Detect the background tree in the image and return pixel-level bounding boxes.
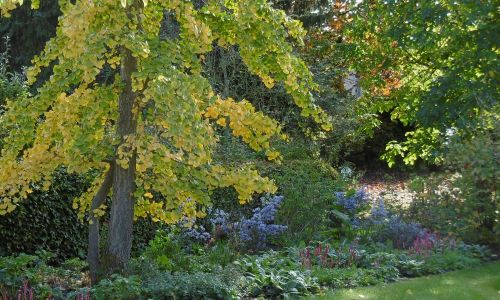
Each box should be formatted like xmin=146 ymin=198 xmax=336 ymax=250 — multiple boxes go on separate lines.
xmin=0 ymin=0 xmax=59 ymax=72
xmin=345 ymin=0 xmax=499 ymax=166
xmin=0 ymin=0 xmax=331 ymax=281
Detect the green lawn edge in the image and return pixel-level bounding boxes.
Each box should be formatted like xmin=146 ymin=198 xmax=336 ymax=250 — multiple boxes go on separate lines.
xmin=308 ymin=261 xmax=500 ymax=300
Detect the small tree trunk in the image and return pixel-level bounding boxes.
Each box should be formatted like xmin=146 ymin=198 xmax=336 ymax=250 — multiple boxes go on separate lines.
xmin=88 ymin=162 xmax=114 ymax=284
xmin=102 ymin=48 xmax=138 ymax=274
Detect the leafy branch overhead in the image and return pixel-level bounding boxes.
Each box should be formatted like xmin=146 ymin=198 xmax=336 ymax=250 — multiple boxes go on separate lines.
xmin=0 ymin=0 xmax=331 ymax=224
xmin=347 ymin=0 xmax=498 ymax=165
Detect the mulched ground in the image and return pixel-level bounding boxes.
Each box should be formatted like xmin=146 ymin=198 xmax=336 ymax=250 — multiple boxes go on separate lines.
xmin=359 ymin=170 xmax=410 ymax=198
xmin=358 ymin=170 xmax=419 ymax=208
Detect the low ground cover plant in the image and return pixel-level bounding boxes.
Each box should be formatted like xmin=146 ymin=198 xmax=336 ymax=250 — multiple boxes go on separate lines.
xmin=1 ymin=186 xmax=494 ymax=299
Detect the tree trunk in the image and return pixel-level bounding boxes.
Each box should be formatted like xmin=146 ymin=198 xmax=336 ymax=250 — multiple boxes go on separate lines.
xmin=102 ymin=48 xmax=138 ymax=274
xmin=88 ymin=162 xmax=114 ymax=284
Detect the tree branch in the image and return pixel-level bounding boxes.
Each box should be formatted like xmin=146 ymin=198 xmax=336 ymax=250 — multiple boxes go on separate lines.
xmin=88 ymin=162 xmax=115 ymax=284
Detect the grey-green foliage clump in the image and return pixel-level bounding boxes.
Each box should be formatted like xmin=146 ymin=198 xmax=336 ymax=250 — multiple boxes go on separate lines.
xmin=0 ymin=40 xmax=28 ymax=111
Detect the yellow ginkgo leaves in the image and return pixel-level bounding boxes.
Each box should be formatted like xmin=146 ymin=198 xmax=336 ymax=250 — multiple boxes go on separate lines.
xmin=0 ymin=0 xmax=330 ymax=224
xmin=204 ymin=97 xmax=286 ymax=161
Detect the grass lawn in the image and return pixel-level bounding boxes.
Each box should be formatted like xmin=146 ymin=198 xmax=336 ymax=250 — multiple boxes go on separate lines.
xmin=309 ymin=261 xmax=500 ymax=300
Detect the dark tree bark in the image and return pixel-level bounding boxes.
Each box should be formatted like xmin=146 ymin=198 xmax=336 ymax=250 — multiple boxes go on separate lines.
xmin=88 ymin=162 xmax=114 ymax=284
xmin=102 ymin=47 xmax=138 ymax=274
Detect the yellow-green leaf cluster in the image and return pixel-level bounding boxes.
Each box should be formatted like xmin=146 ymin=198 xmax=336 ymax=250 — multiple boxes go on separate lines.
xmin=0 ymin=0 xmax=330 ymax=223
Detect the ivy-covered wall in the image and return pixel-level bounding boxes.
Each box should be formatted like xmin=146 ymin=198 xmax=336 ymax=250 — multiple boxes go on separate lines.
xmin=0 ymin=169 xmax=88 ymax=261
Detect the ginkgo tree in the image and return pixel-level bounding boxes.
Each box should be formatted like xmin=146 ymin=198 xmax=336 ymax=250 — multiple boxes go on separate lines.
xmin=0 ymin=0 xmax=331 ymax=281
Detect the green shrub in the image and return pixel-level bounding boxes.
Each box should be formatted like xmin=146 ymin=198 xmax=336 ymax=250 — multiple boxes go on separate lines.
xmin=0 ymin=252 xmax=87 ymax=299
xmin=138 ymin=270 xmax=240 ymax=300
xmin=92 ymin=274 xmax=142 ymax=300
xmin=312 ymin=266 xmax=397 ymax=289
xmin=455 ymin=243 xmax=492 ymax=261
xmin=360 ymin=252 xmax=413 ymax=277
xmin=142 ymin=231 xmax=190 ymax=272
xmin=272 ymin=151 xmax=344 ymax=244
xmin=407 ymin=172 xmax=498 ymax=246
xmin=446 ymin=130 xmax=499 ymax=245
xmin=359 ymin=247 xmax=485 ymax=279
xmin=0 ymin=254 xmax=241 ymax=299
xmin=404 ymin=129 xmax=498 ymax=247
xmin=122 ymin=257 xmax=243 ymax=299
xmin=168 ymin=271 xmax=239 ymax=300
xmin=406 ymin=174 xmax=463 ymax=232
xmin=131 ymin=219 xmax=165 ymax=256
xmin=0 ymin=169 xmax=89 ymax=262
xmin=211 ymin=134 xmax=348 ymax=246
xmin=206 ymin=241 xmax=238 ymax=267
xmin=0 ymin=253 xmax=38 ymax=292
xmin=0 ymin=66 xmax=27 ymax=111
xmin=235 ymin=250 xmax=319 ymax=298
xmin=417 ymin=250 xmax=482 ymax=275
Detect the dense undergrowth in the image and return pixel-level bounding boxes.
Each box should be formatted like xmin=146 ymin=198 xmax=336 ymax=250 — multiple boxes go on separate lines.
xmin=1 ymin=188 xmax=496 ymax=299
